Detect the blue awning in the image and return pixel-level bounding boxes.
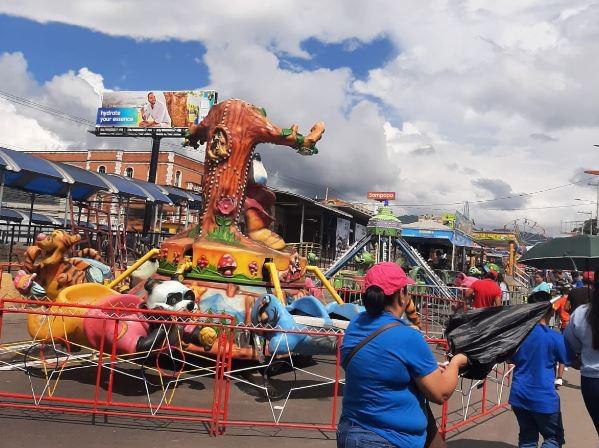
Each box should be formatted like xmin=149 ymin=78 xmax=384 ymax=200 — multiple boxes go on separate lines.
xmin=29 ymin=212 xmax=61 ymax=225
xmin=162 ymin=185 xmax=203 ymax=204
xmin=0 ymin=147 xmax=112 ymax=200
xmin=0 ymin=208 xmax=61 ymax=225
xmin=0 ymin=147 xmax=183 ymax=204
xmin=402 ymin=227 xmax=480 ymax=248
xmin=452 ymin=230 xmax=480 ymax=248
xmin=402 ymin=228 xmax=454 ymax=240
xmin=127 ymin=178 xmax=173 ymax=204
xmin=59 ymin=163 xmax=115 ymax=201
xmin=102 ymin=174 xmax=152 ymax=200
xmin=0 ymin=208 xmax=24 ymax=223
xmin=0 ymin=147 xmax=69 ymax=197
xmin=104 ymin=174 xmax=172 ymax=204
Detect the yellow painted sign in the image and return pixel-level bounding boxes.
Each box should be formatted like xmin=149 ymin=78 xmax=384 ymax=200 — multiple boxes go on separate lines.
xmin=474 ymin=231 xmax=516 ymax=241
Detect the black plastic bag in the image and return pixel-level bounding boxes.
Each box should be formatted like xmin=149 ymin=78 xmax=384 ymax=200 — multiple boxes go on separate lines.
xmin=445 ymin=302 xmax=551 ymax=379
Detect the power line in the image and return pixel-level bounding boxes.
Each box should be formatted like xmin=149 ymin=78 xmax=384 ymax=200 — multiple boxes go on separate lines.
xmin=348 ymin=178 xmax=592 ymax=208
xmin=484 ymin=203 xmax=595 ymax=211
xmin=0 ymin=89 xmax=592 ymax=212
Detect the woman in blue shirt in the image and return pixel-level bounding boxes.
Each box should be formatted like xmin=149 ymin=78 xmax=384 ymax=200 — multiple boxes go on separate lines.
xmin=509 ymin=291 xmax=569 ymax=447
xmin=338 ymin=262 xmax=468 ymax=448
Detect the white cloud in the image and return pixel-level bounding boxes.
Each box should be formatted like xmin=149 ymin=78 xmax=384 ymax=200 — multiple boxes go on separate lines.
xmin=0 ymin=100 xmax=66 ymax=150
xmin=1 ymin=1 xmax=599 ymax=233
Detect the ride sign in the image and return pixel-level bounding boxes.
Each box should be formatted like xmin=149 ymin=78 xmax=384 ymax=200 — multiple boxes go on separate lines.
xmin=367 ymin=192 xmax=396 ymax=201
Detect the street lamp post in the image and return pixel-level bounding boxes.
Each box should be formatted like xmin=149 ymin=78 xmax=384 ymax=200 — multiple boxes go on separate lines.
xmin=583 ymin=171 xmax=599 ymax=235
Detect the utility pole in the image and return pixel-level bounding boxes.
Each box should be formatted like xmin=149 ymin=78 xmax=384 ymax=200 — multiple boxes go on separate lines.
xmin=143 ymin=130 xmax=162 ymax=233
xmin=595 ymin=182 xmax=598 ymax=235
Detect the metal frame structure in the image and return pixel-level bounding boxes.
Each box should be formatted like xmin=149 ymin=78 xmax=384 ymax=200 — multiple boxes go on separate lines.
xmin=89 ymin=127 xmax=189 ymax=233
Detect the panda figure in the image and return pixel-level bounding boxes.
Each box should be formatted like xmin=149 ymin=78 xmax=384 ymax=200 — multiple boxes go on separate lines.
xmin=144 ymin=278 xmax=196 ymax=313
xmin=134 ymin=279 xmax=218 ymax=352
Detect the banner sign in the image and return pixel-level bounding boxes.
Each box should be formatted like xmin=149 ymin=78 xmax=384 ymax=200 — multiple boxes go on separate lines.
xmin=336 ymin=218 xmax=351 ymax=253
xmin=96 ymin=90 xmax=217 ymax=128
xmin=401 ymin=228 xmax=454 ymax=240
xmin=454 ymin=210 xmax=474 ymax=235
xmin=355 ymin=223 xmax=367 ymax=241
xmin=367 ymin=191 xmax=396 ymax=201
xmin=473 ymin=231 xmax=516 ymax=241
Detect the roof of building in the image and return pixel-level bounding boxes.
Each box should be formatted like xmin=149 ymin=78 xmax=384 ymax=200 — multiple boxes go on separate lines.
xmin=402 ymin=220 xmax=454 ymax=231
xmin=321 ymin=198 xmax=373 ymax=221
xmin=271 ymin=187 xmax=352 ymax=218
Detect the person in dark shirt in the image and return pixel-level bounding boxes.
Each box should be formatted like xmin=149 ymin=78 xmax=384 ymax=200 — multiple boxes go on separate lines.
xmin=568 ymin=272 xmax=595 ymax=313
xmin=432 ymin=249 xmax=448 ymax=270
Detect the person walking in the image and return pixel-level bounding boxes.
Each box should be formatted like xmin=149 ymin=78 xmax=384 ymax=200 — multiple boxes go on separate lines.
xmin=568 ymin=272 xmax=594 ymax=313
xmin=572 ymin=271 xmax=584 ymax=288
xmin=553 ymin=287 xmax=571 ymax=388
xmin=564 ymin=272 xmax=599 ymax=436
xmin=498 ymin=272 xmax=510 ymax=305
xmin=466 ymin=270 xmax=502 ymax=308
xmin=509 ymin=291 xmax=569 ymax=448
xmin=338 ymin=262 xmax=468 ymax=448
xmin=532 ymin=271 xmax=552 ymax=294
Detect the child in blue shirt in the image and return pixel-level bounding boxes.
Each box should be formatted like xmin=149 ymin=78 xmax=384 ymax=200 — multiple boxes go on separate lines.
xmin=509 ymin=291 xmax=570 ymax=448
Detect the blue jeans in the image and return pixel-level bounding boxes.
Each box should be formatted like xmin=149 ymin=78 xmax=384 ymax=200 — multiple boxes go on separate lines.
xmin=512 ymin=407 xmax=564 ymax=448
xmin=581 ymin=375 xmax=599 ymax=436
xmin=337 ymin=418 xmax=395 ymax=448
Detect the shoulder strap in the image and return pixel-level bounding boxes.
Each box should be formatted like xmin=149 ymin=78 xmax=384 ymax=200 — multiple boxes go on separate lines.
xmin=342 ymin=321 xmax=403 ymax=369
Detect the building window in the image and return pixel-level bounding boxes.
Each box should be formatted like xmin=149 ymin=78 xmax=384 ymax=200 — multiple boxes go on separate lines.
xmin=97 ymin=165 xmax=106 ymax=174
xmin=125 ymin=167 xmax=134 ymax=178
xmin=175 ymin=170 xmax=182 ymax=187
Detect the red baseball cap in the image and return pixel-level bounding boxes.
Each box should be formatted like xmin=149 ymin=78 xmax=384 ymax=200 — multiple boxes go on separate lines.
xmin=364 ymin=262 xmax=415 ymax=295
xmin=487 ymin=269 xmax=499 ymax=280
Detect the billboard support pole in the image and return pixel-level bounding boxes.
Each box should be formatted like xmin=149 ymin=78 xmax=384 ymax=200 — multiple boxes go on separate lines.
xmin=143 ymin=132 xmax=161 ymax=233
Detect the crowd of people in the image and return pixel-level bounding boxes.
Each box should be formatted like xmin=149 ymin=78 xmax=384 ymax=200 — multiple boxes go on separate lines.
xmin=337 ymin=262 xmax=599 ymax=448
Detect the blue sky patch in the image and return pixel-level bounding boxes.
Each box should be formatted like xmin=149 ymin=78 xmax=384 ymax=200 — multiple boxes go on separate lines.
xmin=0 ymin=14 xmax=210 ymax=90
xmin=278 ymin=36 xmax=397 ymax=79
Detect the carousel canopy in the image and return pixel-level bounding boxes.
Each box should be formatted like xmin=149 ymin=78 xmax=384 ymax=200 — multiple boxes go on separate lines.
xmin=367 ymin=205 xmax=402 ymax=237
xmin=0 ymin=147 xmax=193 ymax=204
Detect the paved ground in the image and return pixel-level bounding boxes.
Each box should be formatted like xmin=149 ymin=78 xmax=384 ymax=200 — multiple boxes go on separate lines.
xmin=0 ymin=274 xmax=595 ymax=447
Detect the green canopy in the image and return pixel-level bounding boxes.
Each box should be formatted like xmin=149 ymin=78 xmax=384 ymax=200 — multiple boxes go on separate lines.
xmin=518 ymin=235 xmax=599 ymax=270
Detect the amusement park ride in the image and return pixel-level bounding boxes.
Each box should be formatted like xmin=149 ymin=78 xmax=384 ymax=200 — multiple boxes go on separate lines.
xmin=11 ymin=99 xmax=367 ymax=361
xmin=9 ymin=96 xmax=449 ymax=370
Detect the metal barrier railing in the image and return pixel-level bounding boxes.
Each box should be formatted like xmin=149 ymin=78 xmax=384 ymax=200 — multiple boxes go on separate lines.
xmin=0 ymin=294 xmax=511 ymax=439
xmin=0 ymin=298 xmax=234 ymax=434
xmin=440 ymin=362 xmax=513 ymax=436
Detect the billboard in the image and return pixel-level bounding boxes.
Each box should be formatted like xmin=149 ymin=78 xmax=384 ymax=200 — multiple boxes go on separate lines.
xmin=355 ymin=223 xmax=367 ymax=241
xmin=367 ymin=191 xmax=395 ymax=201
xmin=454 ymin=210 xmax=474 ymax=235
xmin=96 ymin=90 xmax=217 ymax=128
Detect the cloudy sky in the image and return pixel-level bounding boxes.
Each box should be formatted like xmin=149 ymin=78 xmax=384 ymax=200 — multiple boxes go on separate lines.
xmin=0 ymin=0 xmax=598 ymax=235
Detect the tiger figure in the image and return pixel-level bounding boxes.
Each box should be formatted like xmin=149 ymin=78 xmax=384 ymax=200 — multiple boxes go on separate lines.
xmin=14 ymin=230 xmax=110 ymax=299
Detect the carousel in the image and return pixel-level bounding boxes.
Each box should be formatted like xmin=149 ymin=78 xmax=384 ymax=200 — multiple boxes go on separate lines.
xmin=13 ymin=98 xmax=363 ymax=360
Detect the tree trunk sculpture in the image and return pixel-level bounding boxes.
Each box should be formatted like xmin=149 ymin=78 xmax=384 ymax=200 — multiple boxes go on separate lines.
xmin=161 ymin=99 xmax=324 ymax=283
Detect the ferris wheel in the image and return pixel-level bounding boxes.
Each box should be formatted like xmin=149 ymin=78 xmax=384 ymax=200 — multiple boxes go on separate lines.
xmin=508 ymin=218 xmax=547 ymax=247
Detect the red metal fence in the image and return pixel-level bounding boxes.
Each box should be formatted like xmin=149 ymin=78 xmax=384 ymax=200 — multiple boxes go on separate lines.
xmin=0 ymin=298 xmax=234 ymax=435
xmin=0 ymin=294 xmax=510 ymax=439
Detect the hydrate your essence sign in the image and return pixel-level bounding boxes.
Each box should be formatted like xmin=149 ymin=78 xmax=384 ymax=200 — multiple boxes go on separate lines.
xmin=96 ymin=90 xmax=217 ymax=128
